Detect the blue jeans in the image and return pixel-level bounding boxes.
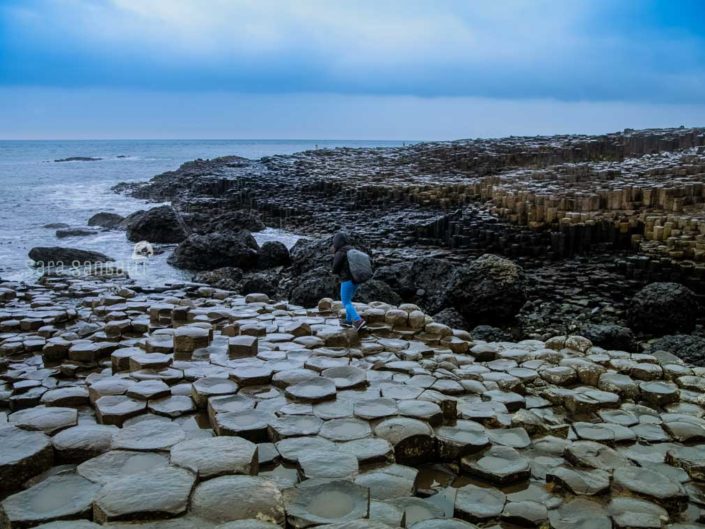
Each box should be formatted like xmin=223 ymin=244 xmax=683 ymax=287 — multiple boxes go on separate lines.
xmin=340 ymin=280 xmax=361 ymax=322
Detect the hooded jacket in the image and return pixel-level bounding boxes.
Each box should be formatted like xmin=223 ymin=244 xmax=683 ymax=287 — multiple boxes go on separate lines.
xmin=331 ymin=232 xmax=353 ymax=281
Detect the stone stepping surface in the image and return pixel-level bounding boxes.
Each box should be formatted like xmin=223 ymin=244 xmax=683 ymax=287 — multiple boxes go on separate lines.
xmin=2 ymin=280 xmax=705 ymax=527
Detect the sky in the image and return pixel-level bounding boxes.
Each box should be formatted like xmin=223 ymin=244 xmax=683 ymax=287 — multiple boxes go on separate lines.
xmin=1 ymin=0 xmax=705 ymax=140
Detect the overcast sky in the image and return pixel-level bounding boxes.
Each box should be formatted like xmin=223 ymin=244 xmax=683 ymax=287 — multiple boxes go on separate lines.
xmin=2 ymin=0 xmax=705 ymax=139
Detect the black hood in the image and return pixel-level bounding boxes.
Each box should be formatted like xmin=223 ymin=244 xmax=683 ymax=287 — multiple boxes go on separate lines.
xmin=332 ymin=232 xmax=349 ymax=250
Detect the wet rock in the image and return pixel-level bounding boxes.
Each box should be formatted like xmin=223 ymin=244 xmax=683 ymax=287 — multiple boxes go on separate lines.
xmin=0 ymin=473 xmax=100 ymax=528
xmin=435 ymin=421 xmax=490 ymax=460
xmin=284 ymin=480 xmax=369 ymax=528
xmin=374 ymin=417 xmax=435 ymax=465
xmin=93 ymin=465 xmax=196 ymax=522
xmin=88 ymin=212 xmax=125 ymax=229
xmin=298 ymin=450 xmax=359 ymax=480
xmin=356 ymin=280 xmax=403 ymax=306
xmin=257 ymin=241 xmax=290 ymax=269
xmin=607 ymin=497 xmax=669 ymax=529
xmin=112 ymin=419 xmax=186 ymax=451
xmin=28 ymin=247 xmax=113 ymax=265
xmin=454 ymin=483 xmax=506 ymax=522
xmin=501 ymin=500 xmax=549 ymax=527
xmin=639 ymin=381 xmax=679 ymax=407
xmin=648 ymin=335 xmax=705 ymax=367
xmin=548 ymin=497 xmax=611 ymax=529
xmin=431 ymin=308 xmax=467 ymax=330
xmin=191 ymin=378 xmax=238 ymax=408
xmin=168 ymin=230 xmax=259 ymax=271
xmin=9 ymin=406 xmax=77 ymax=434
xmin=410 ymin=520 xmax=478 ymax=529
xmin=289 ymin=269 xmax=337 ymax=308
xmin=193 ymin=267 xmax=244 ymax=290
xmin=470 ymin=325 xmax=512 ymax=342
xmin=546 ymin=465 xmax=611 ymax=495
xmin=339 ymin=437 xmax=394 ymax=465
xmin=125 ymin=206 xmax=186 ymax=243
xmin=214 ymin=409 xmax=274 ymax=442
xmin=51 ymin=424 xmax=117 ymax=463
xmin=190 ymin=476 xmax=284 ymax=525
xmin=448 ymin=254 xmax=527 ymax=326
xmin=461 ymin=445 xmax=530 ymax=485
xmin=0 ymin=426 xmax=53 ymax=494
xmin=374 ymin=257 xmax=453 ymax=314
xmin=627 ymin=282 xmax=698 ymax=335
xmin=613 ymin=466 xmax=688 ymax=512
xmin=170 ymin=436 xmax=257 ymax=478
xmin=579 ymin=323 xmax=637 ymax=352
xmin=286 ymin=377 xmax=337 ymax=403
xmin=354 ymin=465 xmax=417 ymax=500
xmin=95 ymin=396 xmax=146 ymax=426
xmin=40 ymin=387 xmax=89 ymax=407
xmin=77 ymin=450 xmax=169 ymax=485
xmin=56 ymin=227 xmax=99 ymax=238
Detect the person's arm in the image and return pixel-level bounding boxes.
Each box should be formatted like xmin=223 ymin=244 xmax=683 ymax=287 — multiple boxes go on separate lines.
xmin=332 ymin=249 xmax=344 ymax=274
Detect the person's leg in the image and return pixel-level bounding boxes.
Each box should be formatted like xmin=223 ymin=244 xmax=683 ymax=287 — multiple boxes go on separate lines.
xmin=341 ymin=280 xmax=361 ymax=322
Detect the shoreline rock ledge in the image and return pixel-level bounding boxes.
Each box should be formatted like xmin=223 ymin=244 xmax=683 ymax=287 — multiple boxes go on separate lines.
xmin=1 ymin=276 xmax=705 ymax=528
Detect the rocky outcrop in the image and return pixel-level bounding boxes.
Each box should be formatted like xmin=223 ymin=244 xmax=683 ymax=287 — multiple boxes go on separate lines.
xmin=374 ymin=257 xmax=453 ymax=314
xmin=126 ymin=205 xmax=187 ymax=243
xmin=354 ymin=279 xmax=402 ymax=306
xmin=28 ymin=247 xmax=113 ymax=265
xmin=289 ymin=268 xmax=337 ymax=307
xmin=168 ymin=230 xmax=259 ymax=271
xmin=257 ymin=241 xmax=290 ymax=269
xmin=579 ymin=323 xmax=637 ymax=352
xmin=448 ymin=254 xmax=527 ymax=326
xmin=87 ymin=212 xmax=125 ymax=229
xmin=627 ymin=282 xmax=699 ymax=335
xmin=646 ymin=334 xmax=705 ymax=366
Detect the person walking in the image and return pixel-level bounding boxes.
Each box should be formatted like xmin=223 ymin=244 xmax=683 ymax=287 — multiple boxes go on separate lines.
xmin=331 ymin=232 xmax=367 ymax=331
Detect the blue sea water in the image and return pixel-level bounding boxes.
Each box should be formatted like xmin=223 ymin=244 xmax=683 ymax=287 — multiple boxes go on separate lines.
xmin=0 ymin=140 xmax=406 ymax=283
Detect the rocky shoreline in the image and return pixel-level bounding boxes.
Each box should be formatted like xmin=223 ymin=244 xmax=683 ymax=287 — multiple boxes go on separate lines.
xmin=97 ymin=128 xmax=699 ymax=354
xmin=1 ymin=275 xmax=705 ymax=528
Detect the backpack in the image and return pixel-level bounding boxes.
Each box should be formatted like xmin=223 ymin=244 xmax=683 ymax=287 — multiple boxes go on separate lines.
xmin=347 ymin=249 xmax=373 ymax=284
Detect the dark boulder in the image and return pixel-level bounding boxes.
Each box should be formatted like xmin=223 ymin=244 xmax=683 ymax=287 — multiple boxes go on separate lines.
xmin=289 ymin=268 xmax=337 ymax=307
xmin=448 ymin=254 xmax=527 ymax=326
xmin=471 ymin=325 xmax=512 ymax=342
xmin=579 ymin=323 xmax=636 ymax=352
xmin=168 ymin=230 xmax=259 ymax=271
xmin=126 ymin=206 xmax=187 ymax=244
xmin=356 ymin=279 xmax=403 ymax=306
xmin=257 ymin=241 xmax=290 ymax=269
xmin=374 ymin=257 xmax=453 ymax=314
xmin=646 ymin=335 xmax=705 ymax=366
xmin=627 ymin=282 xmax=698 ymax=335
xmin=43 ymin=223 xmax=70 ymax=229
xmin=239 ymin=271 xmax=280 ymax=298
xmin=432 ymin=308 xmax=468 ymax=330
xmin=88 ymin=212 xmax=125 ymax=229
xmin=193 ymin=267 xmax=243 ymax=290
xmin=29 ymin=247 xmax=113 ymax=265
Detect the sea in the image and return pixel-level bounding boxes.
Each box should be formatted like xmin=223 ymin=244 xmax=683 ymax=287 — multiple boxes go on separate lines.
xmin=0 ymin=140 xmax=407 ymax=284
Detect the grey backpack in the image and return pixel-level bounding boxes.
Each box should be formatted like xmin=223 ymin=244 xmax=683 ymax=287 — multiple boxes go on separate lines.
xmin=347 ymin=249 xmax=373 ymax=284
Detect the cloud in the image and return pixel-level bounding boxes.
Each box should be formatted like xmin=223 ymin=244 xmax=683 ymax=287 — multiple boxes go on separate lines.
xmin=1 ymin=0 xmax=705 ymax=103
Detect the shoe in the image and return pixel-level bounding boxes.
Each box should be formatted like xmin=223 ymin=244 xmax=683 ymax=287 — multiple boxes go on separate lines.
xmin=339 ymin=318 xmax=352 ymax=328
xmin=353 ymin=319 xmax=367 ymax=332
